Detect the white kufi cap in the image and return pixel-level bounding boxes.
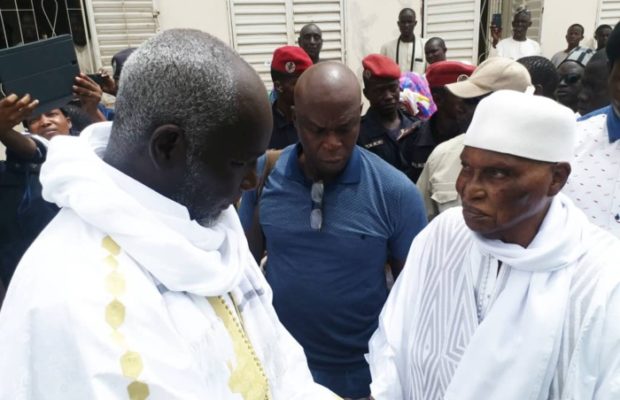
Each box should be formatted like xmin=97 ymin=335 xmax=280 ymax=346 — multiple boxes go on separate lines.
xmin=464 ymin=90 xmax=576 ymax=162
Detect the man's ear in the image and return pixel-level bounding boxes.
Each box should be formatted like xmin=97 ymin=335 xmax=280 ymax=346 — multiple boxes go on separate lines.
xmin=548 ymin=162 xmax=571 ymax=195
xmin=149 ymin=124 xmax=186 ymax=170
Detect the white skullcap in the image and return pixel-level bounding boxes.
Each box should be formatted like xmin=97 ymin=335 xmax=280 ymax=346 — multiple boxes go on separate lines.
xmin=464 ymin=90 xmax=576 ymax=162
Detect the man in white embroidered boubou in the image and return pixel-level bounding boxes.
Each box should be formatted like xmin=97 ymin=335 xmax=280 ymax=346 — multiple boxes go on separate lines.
xmin=0 ymin=29 xmax=339 ymax=399
xmin=367 ymin=90 xmax=620 ymax=400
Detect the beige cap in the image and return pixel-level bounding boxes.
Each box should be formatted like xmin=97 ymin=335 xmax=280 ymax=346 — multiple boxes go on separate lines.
xmin=445 ymin=56 xmax=533 ymax=98
xmin=464 ymin=90 xmax=576 ymax=162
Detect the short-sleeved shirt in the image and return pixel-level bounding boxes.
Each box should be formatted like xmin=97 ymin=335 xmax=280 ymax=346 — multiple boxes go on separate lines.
xmin=268 ymin=103 xmax=298 ymax=150
xmin=564 ymin=105 xmax=620 ymax=238
xmin=239 ymin=144 xmax=426 ymax=373
xmin=358 ymin=107 xmax=436 ymax=182
xmin=495 ymin=37 xmax=541 ymax=60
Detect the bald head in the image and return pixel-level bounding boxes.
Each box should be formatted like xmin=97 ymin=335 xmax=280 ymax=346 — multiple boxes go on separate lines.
xmin=294 ymin=62 xmax=362 ymax=181
xmin=295 ymin=62 xmax=361 ymax=109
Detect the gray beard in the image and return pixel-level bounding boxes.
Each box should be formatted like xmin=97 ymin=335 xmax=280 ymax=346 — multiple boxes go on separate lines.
xmin=172 ymin=155 xmax=222 ymax=227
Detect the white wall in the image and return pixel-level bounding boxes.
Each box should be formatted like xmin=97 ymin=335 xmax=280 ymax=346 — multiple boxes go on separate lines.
xmin=539 ymin=0 xmax=599 ymax=57
xmin=157 ymin=0 xmax=422 ymax=78
xmin=157 ymin=0 xmax=232 ymax=45
xmin=345 ymin=0 xmax=423 ymax=78
xmin=155 ymin=0 xmax=602 ymax=74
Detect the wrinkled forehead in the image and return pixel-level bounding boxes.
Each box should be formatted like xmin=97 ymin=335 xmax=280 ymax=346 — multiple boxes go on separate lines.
xmin=461 ymin=145 xmax=547 ymax=168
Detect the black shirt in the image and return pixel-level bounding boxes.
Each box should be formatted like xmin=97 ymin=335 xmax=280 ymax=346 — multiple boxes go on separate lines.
xmin=0 ymin=137 xmax=58 ymax=286
xmin=269 ymin=102 xmax=298 ymax=150
xmin=358 ymin=107 xmax=436 ymax=182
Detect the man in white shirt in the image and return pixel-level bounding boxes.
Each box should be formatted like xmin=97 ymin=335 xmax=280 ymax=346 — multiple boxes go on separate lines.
xmin=368 ymin=90 xmax=620 ymax=400
xmin=380 ymin=8 xmax=425 ymax=74
xmin=0 ymin=29 xmax=338 ymax=399
xmin=564 ymin=23 xmax=620 ymax=238
xmin=491 ymin=7 xmax=541 ymax=60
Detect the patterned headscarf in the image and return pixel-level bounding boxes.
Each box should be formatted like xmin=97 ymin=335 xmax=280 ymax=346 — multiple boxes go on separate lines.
xmin=399 ymin=71 xmax=437 ymax=120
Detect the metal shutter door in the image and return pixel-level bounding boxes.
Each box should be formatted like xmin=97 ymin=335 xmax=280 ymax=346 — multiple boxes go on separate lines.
xmin=597 ymin=0 xmax=620 ymax=26
xmin=85 ymin=0 xmax=159 ymax=70
xmin=424 ymin=0 xmax=481 ymax=64
xmin=230 ymin=0 xmax=289 ymax=87
xmin=292 ymin=0 xmax=344 ymax=61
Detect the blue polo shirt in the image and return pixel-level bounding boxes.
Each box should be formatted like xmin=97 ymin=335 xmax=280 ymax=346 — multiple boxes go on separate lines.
xmin=239 ymin=144 xmax=426 ymax=392
xmin=578 ymin=104 xmax=620 ymax=142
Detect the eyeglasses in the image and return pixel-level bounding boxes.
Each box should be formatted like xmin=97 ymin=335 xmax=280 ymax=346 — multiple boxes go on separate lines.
xmin=310 ymin=181 xmax=324 ymax=230
xmin=559 ymin=73 xmax=581 ymax=85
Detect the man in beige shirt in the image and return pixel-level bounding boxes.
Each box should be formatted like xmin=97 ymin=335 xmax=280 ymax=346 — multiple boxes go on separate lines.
xmin=417 ymin=57 xmax=532 ymax=220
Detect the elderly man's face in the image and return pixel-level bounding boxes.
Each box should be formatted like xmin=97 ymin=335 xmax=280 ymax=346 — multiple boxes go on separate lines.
xmin=456 ymin=146 xmax=560 ymax=245
xmin=175 ymin=89 xmax=272 ymax=224
xmin=512 ymin=13 xmax=532 ymax=40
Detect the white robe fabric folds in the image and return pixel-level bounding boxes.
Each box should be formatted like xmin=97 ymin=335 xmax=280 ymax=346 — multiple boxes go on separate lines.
xmin=367 ymin=196 xmax=620 ymax=400
xmin=0 ymin=122 xmax=337 ymax=399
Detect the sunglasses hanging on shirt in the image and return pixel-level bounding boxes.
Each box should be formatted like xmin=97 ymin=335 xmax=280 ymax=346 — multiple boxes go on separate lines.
xmin=310 ymin=181 xmax=324 ymax=230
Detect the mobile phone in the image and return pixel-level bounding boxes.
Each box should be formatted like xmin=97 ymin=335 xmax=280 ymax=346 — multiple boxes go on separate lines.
xmin=87 ymin=73 xmax=106 ymax=86
xmin=492 ymin=13 xmax=502 ymax=29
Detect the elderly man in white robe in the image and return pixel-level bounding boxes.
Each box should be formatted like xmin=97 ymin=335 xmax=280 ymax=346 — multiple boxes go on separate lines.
xmin=0 ymin=29 xmax=338 ymax=399
xmin=367 ymin=90 xmax=620 ymax=400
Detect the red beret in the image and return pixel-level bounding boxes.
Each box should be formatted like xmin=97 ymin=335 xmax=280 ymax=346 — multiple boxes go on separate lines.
xmin=271 ymin=46 xmax=313 ymax=75
xmin=362 ymin=54 xmax=401 ymax=80
xmin=426 ymin=61 xmax=476 ymax=88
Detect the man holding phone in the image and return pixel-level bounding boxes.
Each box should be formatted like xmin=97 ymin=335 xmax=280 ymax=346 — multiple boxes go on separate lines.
xmin=490 ymin=7 xmax=541 ymax=60
xmin=0 ymin=73 xmax=106 ymax=293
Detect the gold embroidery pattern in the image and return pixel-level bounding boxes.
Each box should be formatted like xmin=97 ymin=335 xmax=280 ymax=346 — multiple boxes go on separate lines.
xmin=102 ymin=236 xmax=150 ymax=400
xmin=208 ymin=296 xmax=271 ymax=400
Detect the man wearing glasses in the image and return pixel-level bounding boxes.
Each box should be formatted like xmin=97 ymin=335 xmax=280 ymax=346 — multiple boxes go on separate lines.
xmin=239 ymin=62 xmax=427 ymax=399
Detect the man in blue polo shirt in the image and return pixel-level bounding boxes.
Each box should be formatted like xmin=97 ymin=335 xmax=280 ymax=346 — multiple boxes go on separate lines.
xmin=239 ymin=62 xmax=427 ymax=399
xmin=564 ymin=23 xmax=620 ymax=238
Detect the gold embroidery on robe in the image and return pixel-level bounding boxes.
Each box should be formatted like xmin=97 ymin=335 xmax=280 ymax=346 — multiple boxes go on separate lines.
xmin=208 ymin=296 xmax=271 ymax=400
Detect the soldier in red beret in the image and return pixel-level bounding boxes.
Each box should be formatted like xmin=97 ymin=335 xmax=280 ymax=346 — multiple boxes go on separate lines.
xmin=424 ymin=60 xmax=476 ymax=145
xmin=358 ymin=54 xmax=434 ymax=182
xmin=269 ymin=45 xmax=313 ymax=149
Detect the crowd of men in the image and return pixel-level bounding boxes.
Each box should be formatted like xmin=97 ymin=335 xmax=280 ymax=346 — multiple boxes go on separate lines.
xmin=0 ymin=5 xmax=619 ymax=400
